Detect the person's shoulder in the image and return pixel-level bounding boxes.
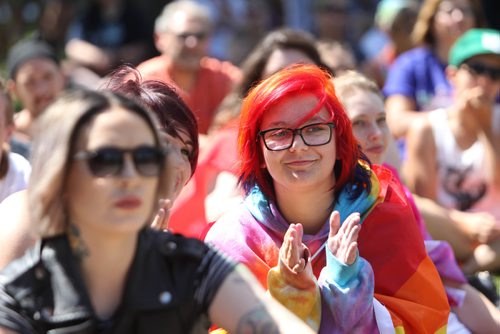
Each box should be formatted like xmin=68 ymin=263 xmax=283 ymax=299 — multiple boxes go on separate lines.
xmin=204 ymin=203 xmax=249 ymax=240
xmin=407 ymin=111 xmax=435 ymax=146
xmin=8 ymin=153 xmax=31 ymax=173
xmin=200 ymin=57 xmax=242 ymax=81
xmin=137 ymin=55 xmax=171 ymax=76
xmin=13 ymin=110 xmax=32 ymax=136
xmin=0 ymin=241 xmax=41 ymax=286
xmin=371 ymin=164 xmax=413 ymax=207
xmin=143 ymin=228 xmax=210 ymax=259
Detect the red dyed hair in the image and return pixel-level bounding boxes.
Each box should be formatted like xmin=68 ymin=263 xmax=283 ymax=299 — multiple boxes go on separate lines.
xmin=238 ymin=64 xmax=360 ymax=199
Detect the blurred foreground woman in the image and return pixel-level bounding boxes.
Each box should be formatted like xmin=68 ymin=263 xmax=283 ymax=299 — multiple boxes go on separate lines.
xmin=0 ymin=89 xmax=314 ymax=334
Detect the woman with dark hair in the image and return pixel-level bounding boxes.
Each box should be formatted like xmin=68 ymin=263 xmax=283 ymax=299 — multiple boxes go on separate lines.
xmin=103 ymin=66 xmax=199 ymax=228
xmin=211 ymin=27 xmax=331 ymax=132
xmin=0 ymin=88 xmax=315 ymax=334
xmin=205 ymin=64 xmax=450 ymax=333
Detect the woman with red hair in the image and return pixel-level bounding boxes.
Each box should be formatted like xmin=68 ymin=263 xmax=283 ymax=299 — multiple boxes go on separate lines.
xmin=205 ymin=64 xmax=450 ymax=333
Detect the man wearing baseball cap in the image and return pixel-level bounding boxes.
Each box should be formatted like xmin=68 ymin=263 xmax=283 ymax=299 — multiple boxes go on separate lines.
xmin=6 ymin=39 xmax=66 ymax=150
xmin=403 ymin=28 xmax=500 ymax=311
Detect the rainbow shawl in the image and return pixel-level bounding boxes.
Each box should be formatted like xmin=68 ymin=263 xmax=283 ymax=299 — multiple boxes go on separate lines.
xmin=206 ymin=163 xmax=450 ymax=333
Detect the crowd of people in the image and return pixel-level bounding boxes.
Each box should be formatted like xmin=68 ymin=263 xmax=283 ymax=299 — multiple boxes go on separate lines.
xmin=0 ymin=0 xmax=499 ymax=333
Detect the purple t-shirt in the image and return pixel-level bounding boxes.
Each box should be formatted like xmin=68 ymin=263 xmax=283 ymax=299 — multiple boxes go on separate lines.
xmin=383 ymin=46 xmax=452 ymax=111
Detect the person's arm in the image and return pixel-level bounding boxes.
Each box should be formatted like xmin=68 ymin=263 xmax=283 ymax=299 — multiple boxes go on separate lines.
xmin=65 ymin=39 xmax=117 ymax=75
xmin=413 ymin=194 xmax=474 ymax=260
xmin=402 ymin=116 xmax=437 ymax=200
xmin=474 ymin=101 xmax=500 ymax=188
xmin=385 ymin=94 xmax=429 ymax=139
xmin=0 ymin=190 xmax=36 ymax=270
xmin=453 ymin=283 xmax=500 ymax=332
xmin=317 ymin=212 xmax=379 ymax=333
xmin=0 ymin=328 xmax=17 ymax=333
xmin=209 ymin=265 xmax=315 ymax=334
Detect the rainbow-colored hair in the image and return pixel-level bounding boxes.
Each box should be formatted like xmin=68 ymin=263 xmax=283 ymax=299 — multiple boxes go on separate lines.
xmin=238 ymin=64 xmax=363 ymax=200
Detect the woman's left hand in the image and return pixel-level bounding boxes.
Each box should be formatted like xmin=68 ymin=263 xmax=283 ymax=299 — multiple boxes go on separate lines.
xmin=327 ymin=211 xmax=361 ymax=265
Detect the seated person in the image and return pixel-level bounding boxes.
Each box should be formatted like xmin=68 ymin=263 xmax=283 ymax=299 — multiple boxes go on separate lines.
xmin=403 ymin=28 xmax=500 ymax=275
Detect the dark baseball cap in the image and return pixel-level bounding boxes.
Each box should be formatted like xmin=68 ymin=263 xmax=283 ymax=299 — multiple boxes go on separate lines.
xmin=6 ymin=39 xmax=59 ymax=80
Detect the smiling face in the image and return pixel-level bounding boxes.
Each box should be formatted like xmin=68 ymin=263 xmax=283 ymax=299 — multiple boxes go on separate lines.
xmin=344 ymin=89 xmax=390 ymax=165
xmin=65 ymin=106 xmax=160 ymax=236
xmin=259 ymin=94 xmax=337 ymax=194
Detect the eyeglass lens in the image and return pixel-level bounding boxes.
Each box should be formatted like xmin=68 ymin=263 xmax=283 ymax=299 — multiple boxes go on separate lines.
xmin=261 ymin=123 xmax=333 ymax=151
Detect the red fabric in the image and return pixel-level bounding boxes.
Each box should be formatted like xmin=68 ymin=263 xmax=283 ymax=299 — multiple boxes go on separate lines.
xmin=168 ymin=124 xmax=240 ymax=238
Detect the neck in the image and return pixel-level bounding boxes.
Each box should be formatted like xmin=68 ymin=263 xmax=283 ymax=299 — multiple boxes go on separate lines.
xmin=170 ymin=66 xmax=197 ymax=92
xmin=275 ymin=185 xmax=335 ymax=235
xmin=70 ymin=225 xmax=138 ymax=319
xmin=434 ymin=41 xmax=451 ymax=64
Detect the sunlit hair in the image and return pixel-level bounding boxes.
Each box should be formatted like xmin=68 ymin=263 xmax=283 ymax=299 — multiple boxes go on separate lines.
xmin=154 ymin=0 xmax=213 ymax=34
xmin=29 ymin=89 xmax=168 ymax=236
xmin=238 ymin=64 xmax=364 ymax=200
xmin=333 ymin=70 xmax=383 ymax=104
xmin=412 ymin=0 xmax=485 ymax=46
xmin=104 ymin=66 xmax=199 ymax=175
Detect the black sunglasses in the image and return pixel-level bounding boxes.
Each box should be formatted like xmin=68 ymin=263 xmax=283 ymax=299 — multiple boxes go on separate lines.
xmin=462 ymin=61 xmax=500 ymax=81
xmin=73 ymin=145 xmax=165 ymax=177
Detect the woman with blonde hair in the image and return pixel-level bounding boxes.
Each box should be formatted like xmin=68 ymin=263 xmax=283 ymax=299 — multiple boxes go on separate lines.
xmin=335 ymin=70 xmax=500 ymax=333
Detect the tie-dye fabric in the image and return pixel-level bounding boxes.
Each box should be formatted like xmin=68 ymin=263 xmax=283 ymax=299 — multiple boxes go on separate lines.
xmin=205 ymin=163 xmax=450 ymax=333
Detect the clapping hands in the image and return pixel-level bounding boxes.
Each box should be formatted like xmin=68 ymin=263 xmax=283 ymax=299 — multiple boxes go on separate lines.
xmin=327 ymin=211 xmax=361 ymax=265
xmin=279 ymin=223 xmax=315 ymax=289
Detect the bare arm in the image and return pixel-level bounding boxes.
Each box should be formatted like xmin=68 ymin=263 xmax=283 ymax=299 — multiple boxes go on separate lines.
xmin=402 ymin=116 xmax=437 ymax=199
xmin=0 ymin=327 xmax=17 ymax=334
xmin=0 ymin=190 xmax=36 ymax=270
xmin=453 ymin=283 xmax=500 ymax=332
xmin=209 ymin=265 xmax=315 ymax=334
xmin=385 ymin=95 xmax=428 ymax=139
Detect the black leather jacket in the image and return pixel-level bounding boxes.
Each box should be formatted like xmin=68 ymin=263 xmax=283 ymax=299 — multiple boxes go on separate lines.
xmin=0 ymin=228 xmax=235 ymax=333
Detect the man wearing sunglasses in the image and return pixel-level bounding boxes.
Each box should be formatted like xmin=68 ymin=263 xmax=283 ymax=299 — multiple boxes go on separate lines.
xmin=137 ymin=0 xmax=241 ymax=134
xmin=403 ymin=28 xmax=500 ymax=284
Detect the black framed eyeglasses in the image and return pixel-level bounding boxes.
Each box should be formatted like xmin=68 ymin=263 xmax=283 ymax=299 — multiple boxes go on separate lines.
xmin=73 ymin=145 xmax=165 ymax=177
xmin=259 ymin=122 xmax=335 ymax=151
xmin=462 ymin=61 xmax=500 ymax=81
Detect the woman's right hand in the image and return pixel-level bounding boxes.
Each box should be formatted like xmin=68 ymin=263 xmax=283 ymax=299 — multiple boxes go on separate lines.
xmin=327 ymin=211 xmax=361 ymax=265
xmin=278 ymin=223 xmax=315 ymax=289
xmin=151 ymin=198 xmax=172 ymax=230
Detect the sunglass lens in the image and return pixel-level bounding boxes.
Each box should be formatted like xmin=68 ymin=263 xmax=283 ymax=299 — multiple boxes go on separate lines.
xmin=468 ymin=62 xmax=500 ymax=81
xmin=133 ymin=146 xmax=163 ymax=176
xmin=88 ymin=148 xmax=123 ymax=177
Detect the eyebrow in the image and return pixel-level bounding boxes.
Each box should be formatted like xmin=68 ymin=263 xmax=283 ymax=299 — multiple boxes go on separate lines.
xmin=266 ymin=116 xmax=327 ymax=128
